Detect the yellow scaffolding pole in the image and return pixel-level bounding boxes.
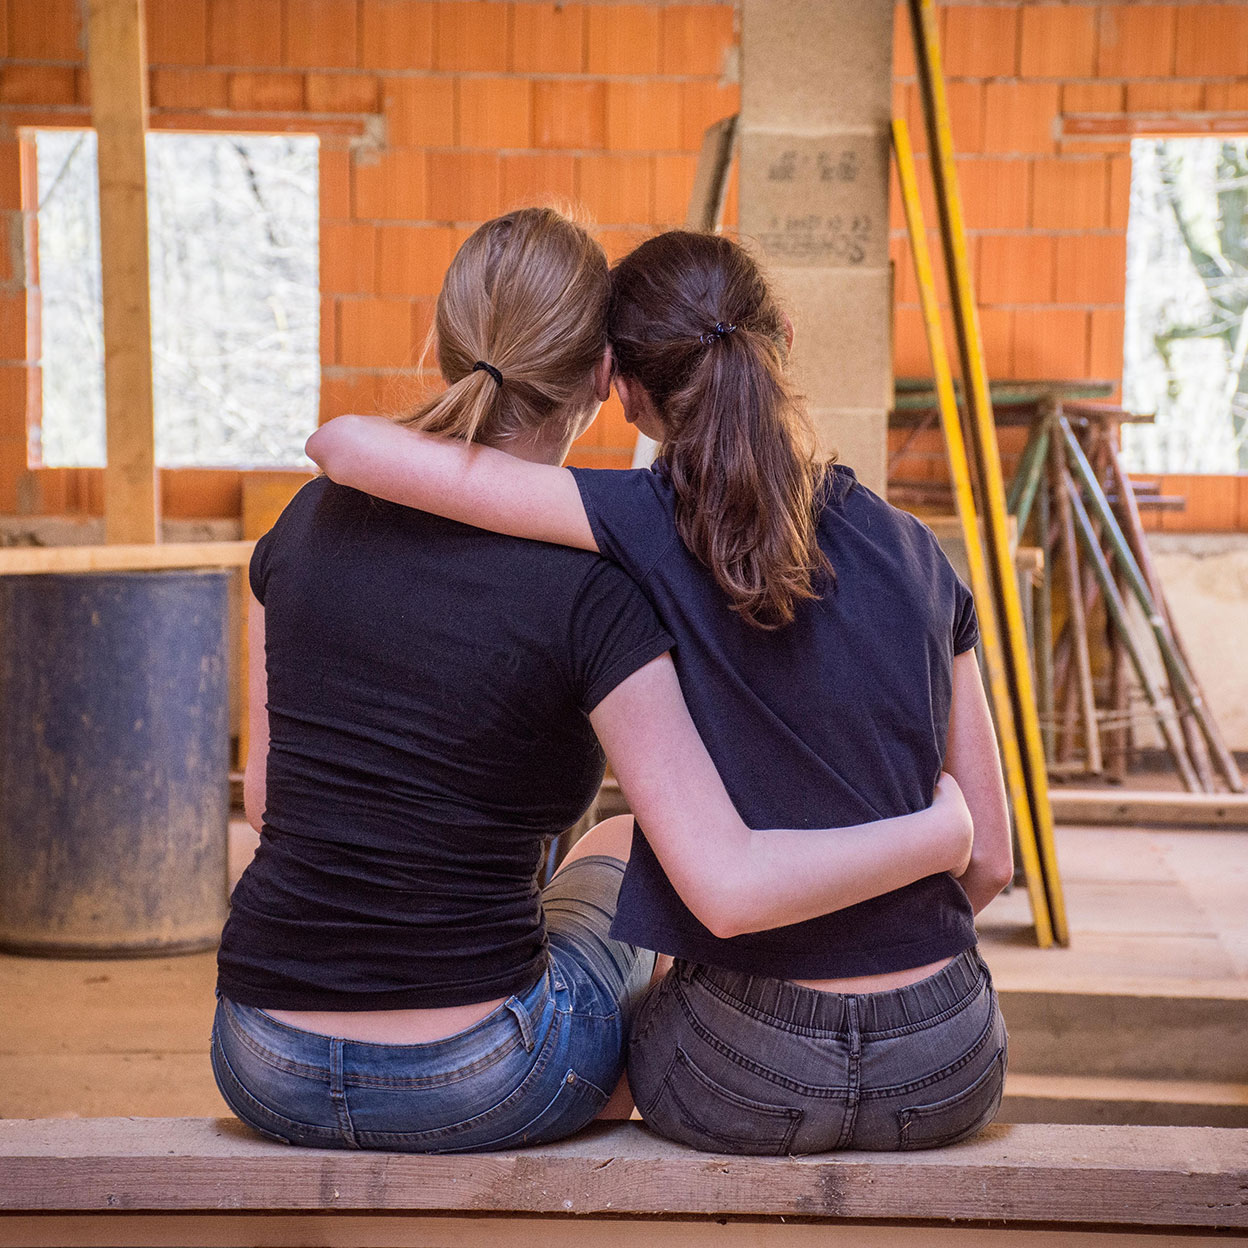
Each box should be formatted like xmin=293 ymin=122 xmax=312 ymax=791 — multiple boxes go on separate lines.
xmin=907 ymin=0 xmax=1068 ymax=942
xmin=891 ymin=119 xmax=1053 ymax=946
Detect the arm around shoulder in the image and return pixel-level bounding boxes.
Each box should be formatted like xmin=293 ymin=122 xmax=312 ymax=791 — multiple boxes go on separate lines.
xmin=589 ymin=655 xmax=974 ymax=938
xmin=306 ymin=415 xmax=597 ymax=550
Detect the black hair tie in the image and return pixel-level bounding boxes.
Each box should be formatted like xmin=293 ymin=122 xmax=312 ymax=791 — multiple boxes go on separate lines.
xmin=699 ymin=321 xmax=737 ymax=346
xmin=472 ymin=360 xmax=503 ymax=387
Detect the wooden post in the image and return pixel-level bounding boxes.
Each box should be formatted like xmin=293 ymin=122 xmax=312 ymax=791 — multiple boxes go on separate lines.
xmin=87 ymin=0 xmax=160 ymax=545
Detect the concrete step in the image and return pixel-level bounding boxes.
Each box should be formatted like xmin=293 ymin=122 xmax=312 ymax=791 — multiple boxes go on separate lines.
xmin=1001 ymin=1072 xmax=1248 ymax=1128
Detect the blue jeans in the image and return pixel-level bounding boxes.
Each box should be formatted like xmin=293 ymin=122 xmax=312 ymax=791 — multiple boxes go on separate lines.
xmin=627 ymin=946 xmax=1007 ymax=1155
xmin=211 ymin=856 xmax=654 ymax=1152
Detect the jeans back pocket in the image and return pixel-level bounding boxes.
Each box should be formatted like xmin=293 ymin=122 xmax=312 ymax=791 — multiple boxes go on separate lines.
xmin=897 ymin=1045 xmax=1006 ymax=1150
xmin=644 ymin=1046 xmax=803 ymax=1156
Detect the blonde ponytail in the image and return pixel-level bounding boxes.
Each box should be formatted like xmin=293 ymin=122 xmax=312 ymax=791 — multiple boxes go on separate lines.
xmin=400 ymin=209 xmax=609 ymax=448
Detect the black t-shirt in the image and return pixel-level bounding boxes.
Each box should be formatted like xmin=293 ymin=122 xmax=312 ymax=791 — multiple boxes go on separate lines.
xmin=217 ymin=478 xmax=672 ymax=1010
xmin=568 ymin=462 xmax=980 ymax=979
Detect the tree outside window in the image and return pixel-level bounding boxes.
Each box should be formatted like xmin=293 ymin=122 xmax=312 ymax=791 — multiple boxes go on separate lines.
xmin=34 ymin=130 xmax=319 ymax=469
xmin=1124 ymin=137 xmax=1248 ymax=474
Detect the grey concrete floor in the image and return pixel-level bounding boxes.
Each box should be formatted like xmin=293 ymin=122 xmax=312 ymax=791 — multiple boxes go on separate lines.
xmin=1 ymin=819 xmax=1245 ymax=1118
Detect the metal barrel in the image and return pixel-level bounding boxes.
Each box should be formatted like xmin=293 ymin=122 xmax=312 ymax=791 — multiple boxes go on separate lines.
xmin=0 ymin=570 xmax=230 ymax=956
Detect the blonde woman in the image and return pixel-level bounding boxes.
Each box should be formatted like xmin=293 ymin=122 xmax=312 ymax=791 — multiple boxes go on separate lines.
xmin=214 ymin=210 xmax=974 ymax=1154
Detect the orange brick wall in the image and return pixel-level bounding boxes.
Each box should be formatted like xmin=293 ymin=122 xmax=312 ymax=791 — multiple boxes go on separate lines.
xmin=0 ymin=0 xmax=738 ymax=514
xmin=890 ymin=2 xmax=1248 ymax=529
xmin=1 ymin=0 xmax=1245 ymax=528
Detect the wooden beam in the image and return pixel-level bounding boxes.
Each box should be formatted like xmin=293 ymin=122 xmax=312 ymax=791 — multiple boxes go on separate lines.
xmin=86 ymin=0 xmax=160 ymax=545
xmin=1 ymin=1119 xmax=1245 ymax=1231
xmin=0 ymin=542 xmax=253 ymax=575
xmin=1049 ymin=788 xmax=1248 ymax=829
xmin=1064 ymin=112 xmax=1248 ymax=139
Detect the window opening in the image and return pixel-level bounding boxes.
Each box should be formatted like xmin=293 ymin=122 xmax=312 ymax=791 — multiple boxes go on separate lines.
xmin=1123 ymin=137 xmax=1248 ymax=473
xmin=33 ymin=129 xmax=320 ymax=469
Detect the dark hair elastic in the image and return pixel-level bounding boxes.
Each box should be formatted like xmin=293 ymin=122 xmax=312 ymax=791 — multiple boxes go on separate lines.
xmin=471 ymin=360 xmax=503 ymax=387
xmin=699 ymin=321 xmax=737 ymax=346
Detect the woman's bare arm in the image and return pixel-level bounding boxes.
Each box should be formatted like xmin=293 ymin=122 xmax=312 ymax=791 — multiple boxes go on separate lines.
xmin=589 ymin=655 xmax=974 ymax=939
xmin=944 ymin=650 xmax=1013 ymax=914
xmin=306 ymin=415 xmax=596 ymax=551
xmin=243 ymin=595 xmax=269 ymax=835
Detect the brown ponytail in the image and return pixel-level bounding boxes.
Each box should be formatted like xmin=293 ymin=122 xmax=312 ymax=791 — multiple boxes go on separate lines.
xmin=608 ymin=231 xmax=829 ymax=629
xmin=401 ymin=207 xmax=609 ymax=450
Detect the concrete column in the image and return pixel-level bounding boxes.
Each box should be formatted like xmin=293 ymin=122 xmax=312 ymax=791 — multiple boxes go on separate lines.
xmin=739 ymin=0 xmax=894 ymax=494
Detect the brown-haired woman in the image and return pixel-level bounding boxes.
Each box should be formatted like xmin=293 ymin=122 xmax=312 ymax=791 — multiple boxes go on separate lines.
xmin=224 ymin=211 xmax=973 ymax=1154
xmin=307 ymin=227 xmax=1013 ymax=1155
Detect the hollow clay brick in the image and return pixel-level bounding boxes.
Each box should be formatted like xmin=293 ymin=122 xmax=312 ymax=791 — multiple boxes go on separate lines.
xmin=353 ymin=148 xmax=429 ymax=220
xmin=208 ymin=0 xmax=282 ymax=68
xmin=500 ymin=154 xmax=577 ymax=208
xmin=586 ymin=6 xmax=660 ymax=76
xmin=147 ymin=0 xmax=208 ymax=66
xmin=435 ymin=2 xmax=510 ymax=73
xmin=577 ymin=154 xmax=653 ymax=225
xmin=1020 ymin=6 xmax=1097 ymax=79
xmin=383 ymin=77 xmax=455 ymax=147
xmin=376 ymin=225 xmax=455 ymax=297
xmin=426 ymin=151 xmax=501 ymax=222
xmin=533 ymin=81 xmax=606 ymax=150
xmin=306 ymin=74 xmax=379 ymax=114
xmin=660 ymin=6 xmax=735 ymax=77
xmin=361 ymin=1 xmax=435 ymax=72
xmin=458 ymin=78 xmax=532 ymax=149
xmin=510 ymin=4 xmax=584 ymax=74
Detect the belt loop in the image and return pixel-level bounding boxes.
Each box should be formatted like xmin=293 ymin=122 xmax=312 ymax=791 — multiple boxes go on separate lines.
xmin=506 ymin=995 xmax=535 ymax=1052
xmin=328 ymin=1037 xmax=360 ymax=1149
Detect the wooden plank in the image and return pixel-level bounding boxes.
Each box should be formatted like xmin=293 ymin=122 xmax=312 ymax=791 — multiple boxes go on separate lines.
xmin=3 ymin=1213 xmax=1234 ymax=1248
xmin=0 ymin=542 xmax=254 ymax=575
xmin=87 ymin=0 xmax=160 ymax=545
xmin=685 ymin=114 xmax=738 ymax=233
xmin=1003 ymin=1072 xmax=1248 ymax=1128
xmin=241 ymin=473 xmax=313 ymax=541
xmin=1050 ymin=789 xmax=1248 ymax=829
xmin=1 ymin=1119 xmax=1245 ymax=1230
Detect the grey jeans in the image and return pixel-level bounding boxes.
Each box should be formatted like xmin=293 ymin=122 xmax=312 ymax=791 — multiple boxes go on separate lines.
xmin=627 ymin=946 xmax=1006 ymax=1155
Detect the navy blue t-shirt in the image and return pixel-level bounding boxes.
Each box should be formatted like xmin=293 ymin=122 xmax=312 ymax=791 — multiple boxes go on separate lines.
xmin=217 ymin=478 xmax=672 ymax=1010
xmin=569 ymin=462 xmax=979 ymax=978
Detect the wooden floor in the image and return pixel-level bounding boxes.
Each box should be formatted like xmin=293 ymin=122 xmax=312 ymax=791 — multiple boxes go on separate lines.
xmin=1 ymin=818 xmax=1245 ymax=1119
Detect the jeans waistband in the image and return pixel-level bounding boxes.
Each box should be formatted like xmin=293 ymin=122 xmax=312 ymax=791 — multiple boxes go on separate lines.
xmin=682 ymin=946 xmax=988 ymax=1037
xmin=221 ymin=960 xmax=554 ymax=1067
